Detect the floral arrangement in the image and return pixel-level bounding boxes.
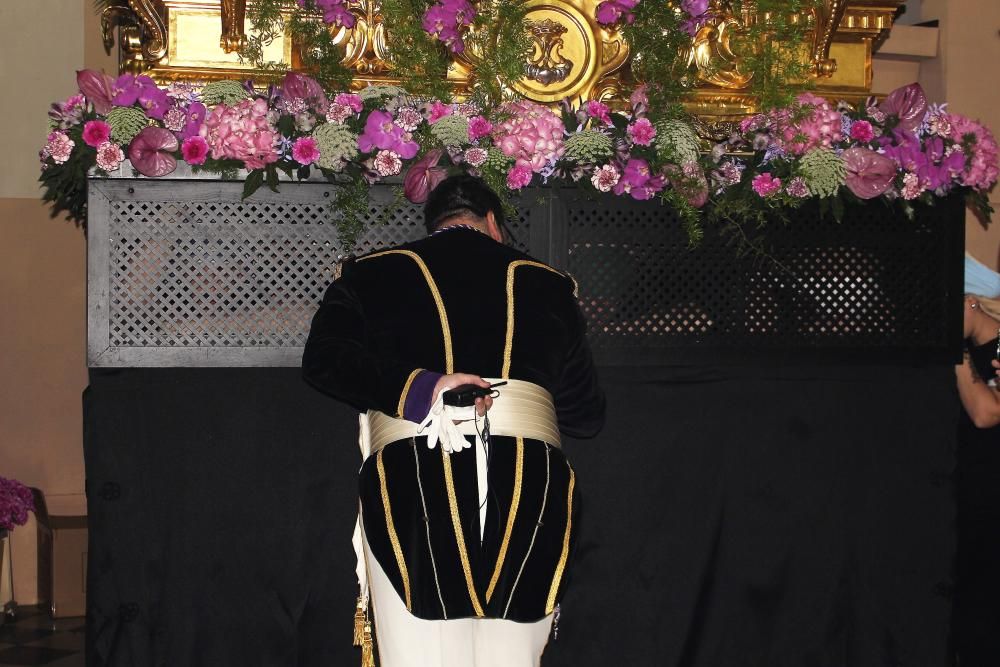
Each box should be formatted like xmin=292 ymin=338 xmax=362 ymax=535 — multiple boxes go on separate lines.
xmin=0 ymin=477 xmax=34 ymax=533
xmin=40 ymin=69 xmax=997 ymax=245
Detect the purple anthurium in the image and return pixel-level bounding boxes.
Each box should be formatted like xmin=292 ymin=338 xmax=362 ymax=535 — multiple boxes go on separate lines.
xmin=842 ymin=147 xmax=897 ymax=199
xmin=128 ymin=127 xmax=178 ymax=177
xmin=403 ymin=149 xmax=448 ymax=203
xmin=879 ymin=83 xmax=928 ymax=134
xmin=76 ymin=70 xmax=116 ymax=115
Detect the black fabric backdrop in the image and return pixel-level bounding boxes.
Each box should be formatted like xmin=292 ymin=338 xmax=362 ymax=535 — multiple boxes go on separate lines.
xmin=83 ymin=363 xmax=956 ymax=667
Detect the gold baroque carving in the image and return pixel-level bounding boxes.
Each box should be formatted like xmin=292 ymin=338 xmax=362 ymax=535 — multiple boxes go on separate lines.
xmin=524 ymin=19 xmax=574 ymax=85
xmin=220 ymin=0 xmax=248 ymax=53
xmin=102 ymin=0 xmax=168 ymax=71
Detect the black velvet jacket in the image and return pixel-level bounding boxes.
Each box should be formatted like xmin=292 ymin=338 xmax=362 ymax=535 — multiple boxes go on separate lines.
xmin=302 ymin=227 xmax=605 ymax=622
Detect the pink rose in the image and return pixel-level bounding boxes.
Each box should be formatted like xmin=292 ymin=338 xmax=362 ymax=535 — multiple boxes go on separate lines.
xmin=181 ymin=136 xmax=210 ymax=165
xmin=507 ymin=162 xmax=533 ymax=190
xmin=82 ymin=120 xmax=112 ymax=148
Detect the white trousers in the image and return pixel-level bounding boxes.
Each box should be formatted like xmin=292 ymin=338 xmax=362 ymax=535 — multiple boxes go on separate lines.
xmin=362 ymin=528 xmax=554 ymax=667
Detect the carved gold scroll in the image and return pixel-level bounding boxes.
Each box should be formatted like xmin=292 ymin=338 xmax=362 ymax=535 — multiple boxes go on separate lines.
xmin=100 ymin=0 xmax=905 ymax=118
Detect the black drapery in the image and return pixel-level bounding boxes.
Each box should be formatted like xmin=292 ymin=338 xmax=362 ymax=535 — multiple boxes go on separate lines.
xmin=83 ymin=363 xmax=955 ymax=667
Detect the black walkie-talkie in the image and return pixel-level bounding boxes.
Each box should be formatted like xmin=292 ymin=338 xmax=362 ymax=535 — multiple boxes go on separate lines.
xmin=441 ymin=381 xmax=507 ymax=407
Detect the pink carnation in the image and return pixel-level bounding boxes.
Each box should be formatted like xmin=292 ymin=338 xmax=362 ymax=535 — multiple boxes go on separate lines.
xmin=198 ymin=98 xmax=280 ymax=170
xmin=507 ymin=162 xmax=533 ymax=190
xmin=850 ymin=120 xmax=875 ymax=143
xmin=591 ymin=164 xmax=620 ymax=192
xmin=164 ymin=107 xmax=187 ymax=132
xmin=492 ymin=100 xmax=565 ymax=172
xmin=468 ymin=116 xmax=493 ymax=141
xmin=373 ymin=149 xmax=403 ymax=176
xmin=46 ymin=131 xmax=75 ymax=164
xmin=752 ymin=172 xmax=782 ymax=197
xmin=901 ymin=172 xmax=923 ymax=199
xmin=95 ymin=141 xmax=125 ymax=171
xmin=334 ymin=93 xmax=364 ymax=113
xmin=464 ymin=147 xmax=488 ymax=167
xmin=181 ymin=136 xmax=209 ymax=165
xmin=627 ymin=118 xmax=656 ymax=146
xmin=785 ymin=177 xmax=810 ymax=198
xmin=326 ymin=103 xmax=353 ymax=124
xmin=394 ymin=107 xmax=423 ymax=132
xmin=427 ymin=100 xmax=453 ymax=124
xmin=292 ymin=136 xmax=321 ymax=165
xmin=82 ymin=120 xmax=112 ymax=148
xmin=586 ymin=100 xmax=612 ymax=126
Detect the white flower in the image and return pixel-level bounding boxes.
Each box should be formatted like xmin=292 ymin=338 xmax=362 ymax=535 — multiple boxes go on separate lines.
xmin=373 ymin=150 xmax=402 ymax=176
xmin=464 ymin=147 xmax=488 ymax=167
xmin=394 ymin=107 xmax=423 ymax=132
xmin=591 ymin=164 xmax=620 ymax=192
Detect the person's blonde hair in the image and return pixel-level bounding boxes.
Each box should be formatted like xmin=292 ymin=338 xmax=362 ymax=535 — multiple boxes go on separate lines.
xmin=969 ymin=294 xmax=1000 ymax=321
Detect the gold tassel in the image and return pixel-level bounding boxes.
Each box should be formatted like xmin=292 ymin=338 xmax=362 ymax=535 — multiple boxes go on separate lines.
xmin=361 ymin=619 xmax=375 ymax=667
xmin=353 ymin=597 xmax=365 ymax=647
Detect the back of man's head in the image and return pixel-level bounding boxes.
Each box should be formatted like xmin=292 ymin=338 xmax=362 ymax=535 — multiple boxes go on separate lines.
xmin=424 ymin=175 xmax=506 ymax=234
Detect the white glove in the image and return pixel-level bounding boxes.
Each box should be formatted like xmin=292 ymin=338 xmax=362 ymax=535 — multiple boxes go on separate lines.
xmin=417 ymin=391 xmax=482 ymax=454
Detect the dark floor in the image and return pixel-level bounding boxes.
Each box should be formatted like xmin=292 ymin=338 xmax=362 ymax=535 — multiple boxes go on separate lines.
xmin=0 ymin=607 xmax=84 ymax=667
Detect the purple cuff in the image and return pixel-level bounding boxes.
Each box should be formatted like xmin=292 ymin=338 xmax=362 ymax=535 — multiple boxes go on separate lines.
xmin=403 ymin=370 xmax=442 ymax=422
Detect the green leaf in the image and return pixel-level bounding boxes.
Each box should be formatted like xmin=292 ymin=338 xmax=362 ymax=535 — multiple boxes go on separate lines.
xmin=830 ymin=195 xmax=845 ymax=223
xmin=265 ymin=165 xmax=280 ymax=193
xmin=297 ymin=165 xmax=312 ymax=180
xmin=242 ymin=169 xmax=265 ymax=200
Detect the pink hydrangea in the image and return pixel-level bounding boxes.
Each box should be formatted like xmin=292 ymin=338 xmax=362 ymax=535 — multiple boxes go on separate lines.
xmin=752 ymin=172 xmax=782 ymax=197
xmin=199 ymin=98 xmax=281 ymax=170
xmin=292 ymin=137 xmax=321 ymax=165
xmin=591 ymin=164 xmax=620 ymax=192
xmin=46 ymin=131 xmax=75 ymax=164
xmin=850 ymin=120 xmax=875 ymax=143
xmin=95 ymin=141 xmax=125 ymax=171
xmin=468 ymin=116 xmax=493 ymax=141
xmin=627 ymin=118 xmax=656 ymax=146
xmin=770 ymin=93 xmax=843 ymax=155
xmin=82 ymin=120 xmax=112 ymax=148
xmin=181 ymin=136 xmax=209 ymax=165
xmin=373 ymin=149 xmax=403 ymax=176
xmin=507 ymin=162 xmax=533 ymax=190
xmin=492 ymin=100 xmax=565 ymax=172
xmin=946 ymin=113 xmax=1000 ymax=191
xmin=464 ymin=147 xmax=488 ymax=167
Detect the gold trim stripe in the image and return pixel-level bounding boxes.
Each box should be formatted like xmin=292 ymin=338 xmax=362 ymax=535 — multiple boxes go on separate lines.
xmin=360 ymin=250 xmax=454 ymax=373
xmin=377 ymin=449 xmax=412 ymax=610
xmin=545 ymin=463 xmax=575 ymax=614
xmin=485 ymin=437 xmax=524 ymax=603
xmin=502 ymin=261 xmax=565 ymax=379
xmin=441 ymin=448 xmax=485 ymax=617
xmin=397 ymin=368 xmax=423 ymax=418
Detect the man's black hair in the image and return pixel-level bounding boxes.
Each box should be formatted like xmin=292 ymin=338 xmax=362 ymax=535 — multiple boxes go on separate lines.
xmin=424 ymin=174 xmax=506 ymax=234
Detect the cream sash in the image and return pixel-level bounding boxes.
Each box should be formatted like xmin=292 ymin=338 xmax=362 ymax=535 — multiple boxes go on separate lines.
xmin=363 ymin=378 xmax=561 ymax=457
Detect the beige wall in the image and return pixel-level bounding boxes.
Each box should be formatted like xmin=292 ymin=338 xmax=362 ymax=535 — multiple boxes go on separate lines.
xmin=919 ymin=0 xmax=1000 ymax=268
xmin=1 ymin=0 xmax=114 ymax=604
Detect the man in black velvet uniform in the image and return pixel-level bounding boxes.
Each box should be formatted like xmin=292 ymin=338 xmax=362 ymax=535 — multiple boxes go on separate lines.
xmin=302 ymin=175 xmax=604 ymax=667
